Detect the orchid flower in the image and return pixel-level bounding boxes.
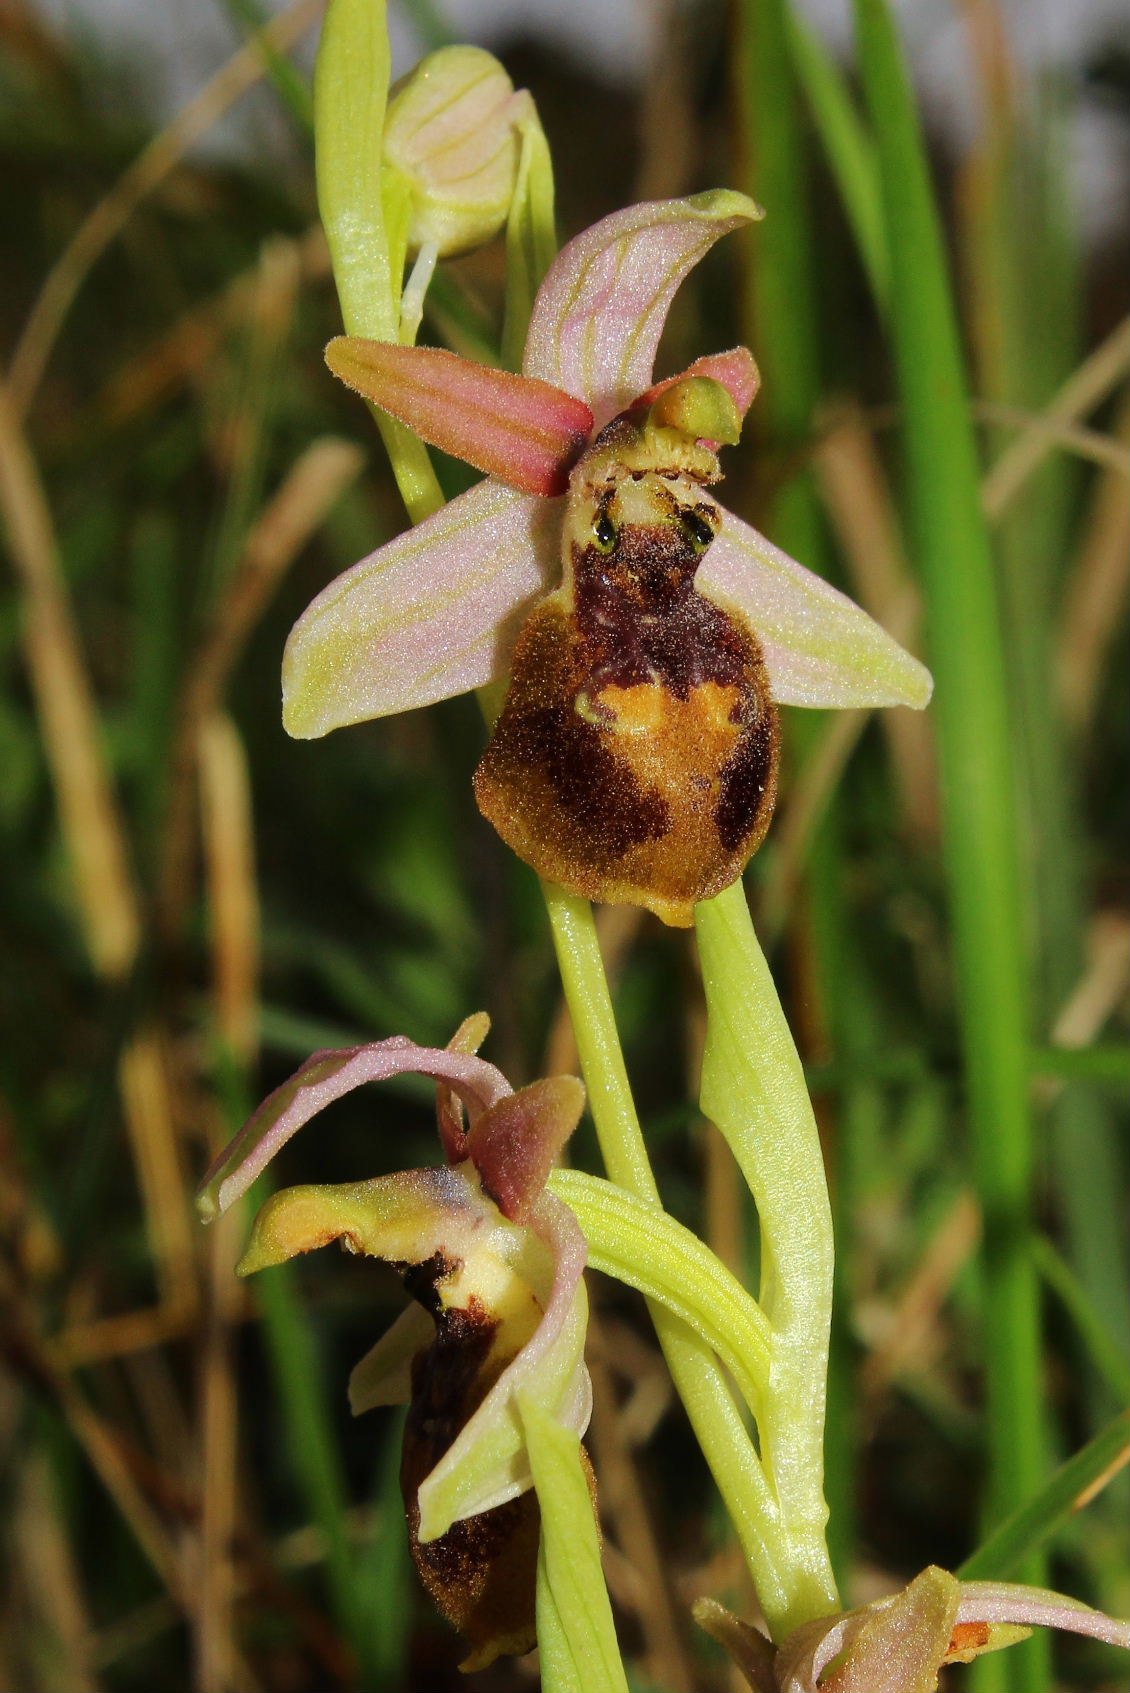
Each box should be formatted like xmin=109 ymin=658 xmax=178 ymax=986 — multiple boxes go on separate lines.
xmin=196 ymin=1014 xmax=589 ymax=1671
xmin=282 ymin=191 xmax=933 ymax=925
xmin=696 ymin=1565 xmax=1130 ymax=1692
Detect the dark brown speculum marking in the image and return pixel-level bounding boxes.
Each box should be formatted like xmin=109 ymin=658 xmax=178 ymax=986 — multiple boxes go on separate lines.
xmin=475 ymin=429 xmax=780 ymax=925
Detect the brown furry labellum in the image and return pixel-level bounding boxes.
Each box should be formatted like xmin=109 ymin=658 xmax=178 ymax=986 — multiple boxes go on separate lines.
xmin=475 ymin=413 xmax=780 ymax=926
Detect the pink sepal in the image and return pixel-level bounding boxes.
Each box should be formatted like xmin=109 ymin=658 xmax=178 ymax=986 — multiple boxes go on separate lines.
xmin=196 ymin=1037 xmax=512 ymax=1220
xmin=699 ymin=508 xmax=933 ymax=710
xmin=282 ymin=478 xmax=559 ymax=737
xmin=955 ymin=1583 xmax=1130 ymax=1651
xmin=524 ymin=190 xmax=762 ymax=425
xmin=326 ymin=338 xmax=593 ymax=495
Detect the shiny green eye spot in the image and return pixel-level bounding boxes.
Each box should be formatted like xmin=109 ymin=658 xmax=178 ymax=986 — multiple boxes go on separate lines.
xmin=593 ymin=512 xmax=618 ymax=554
xmin=683 ymin=510 xmax=716 ymax=553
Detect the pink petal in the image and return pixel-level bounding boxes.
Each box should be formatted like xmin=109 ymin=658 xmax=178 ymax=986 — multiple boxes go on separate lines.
xmin=698 ymin=509 xmax=934 ymax=709
xmin=325 ymin=339 xmax=593 ymax=495
xmin=467 ymin=1076 xmax=586 ymax=1223
xmin=416 ymin=1191 xmax=591 ymax=1538
xmin=196 ymin=1038 xmax=512 ymax=1219
xmin=957 ymin=1582 xmax=1130 ymax=1652
xmin=524 ymin=191 xmax=763 ymax=425
xmin=282 ymin=479 xmax=560 ymax=737
xmin=638 ymin=346 xmax=761 ymax=423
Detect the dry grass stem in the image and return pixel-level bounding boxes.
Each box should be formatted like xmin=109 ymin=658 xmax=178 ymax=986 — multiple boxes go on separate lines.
xmin=90 ymin=228 xmax=330 ymax=435
xmin=199 ymin=714 xmax=262 ymax=1065
xmin=160 ymin=431 xmax=363 ymax=940
xmin=0 ymin=382 xmax=139 ymax=977
xmin=813 ymin=407 xmax=939 ymax=839
xmin=1073 ymin=1443 xmax=1130 ymax=1513
xmin=5 ymin=0 xmax=325 ymax=415
xmin=974 ymin=401 xmax=1130 ymax=478
xmin=51 ymin=1301 xmax=206 ymax=1371
xmin=2 ymin=1286 xmax=183 ymax=1596
xmin=12 ymin=1448 xmax=103 ymax=1693
xmin=859 ymin=1188 xmax=982 ymax=1411
xmin=1057 ymin=396 xmax=1130 ymax=732
xmin=118 ymin=1033 xmax=197 ymax=1315
xmin=0 ymin=384 xmax=198 ymax=1318
xmin=1050 ymin=912 xmax=1130 ymax=1053
xmin=760 ymin=408 xmax=938 ymax=938
xmin=981 ymin=316 xmax=1130 ymax=519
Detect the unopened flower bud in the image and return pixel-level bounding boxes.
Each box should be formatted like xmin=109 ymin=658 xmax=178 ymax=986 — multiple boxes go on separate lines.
xmin=383 ymin=45 xmax=533 ymax=259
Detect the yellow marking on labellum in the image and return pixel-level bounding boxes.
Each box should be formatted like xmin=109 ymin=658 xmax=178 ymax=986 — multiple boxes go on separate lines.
xmin=474 ymin=409 xmax=780 ymax=925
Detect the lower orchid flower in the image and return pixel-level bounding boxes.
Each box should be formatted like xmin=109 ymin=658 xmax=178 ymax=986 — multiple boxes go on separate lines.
xmin=196 ymin=1014 xmax=590 ymax=1671
xmin=281 ymin=191 xmax=933 ymax=925
xmin=696 ymin=1565 xmax=1130 ymax=1692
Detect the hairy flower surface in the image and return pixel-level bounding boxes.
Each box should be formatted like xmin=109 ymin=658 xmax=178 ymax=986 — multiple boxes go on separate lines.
xmin=197 ymin=1015 xmax=589 ymax=1670
xmin=696 ymin=1565 xmax=1130 ymax=1692
xmin=284 ymin=192 xmax=933 ymax=921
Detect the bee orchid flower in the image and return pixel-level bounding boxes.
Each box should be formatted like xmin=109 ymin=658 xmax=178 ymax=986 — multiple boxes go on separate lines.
xmin=284 ymin=191 xmax=933 ymax=924
xmin=196 ymin=1015 xmax=589 ymax=1670
xmin=695 ymin=1565 xmax=1130 ymax=1693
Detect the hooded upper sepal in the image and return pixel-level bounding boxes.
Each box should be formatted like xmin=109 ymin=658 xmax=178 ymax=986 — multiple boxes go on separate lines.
xmin=771 ymin=1568 xmax=968 ymax=1693
xmin=196 ymin=1034 xmax=513 ymax=1219
xmin=713 ymin=1567 xmax=1130 ymax=1693
xmin=523 ymin=191 xmax=763 ymax=424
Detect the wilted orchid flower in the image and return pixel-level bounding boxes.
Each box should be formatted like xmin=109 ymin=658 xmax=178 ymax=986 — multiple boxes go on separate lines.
xmin=196 ymin=1015 xmax=589 ymax=1670
xmin=696 ymin=1565 xmax=1130 ymax=1692
xmin=283 ymin=191 xmax=932 ymax=924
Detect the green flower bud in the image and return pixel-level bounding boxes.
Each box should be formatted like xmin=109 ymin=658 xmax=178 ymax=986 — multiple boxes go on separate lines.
xmin=383 ymin=45 xmax=533 ymax=259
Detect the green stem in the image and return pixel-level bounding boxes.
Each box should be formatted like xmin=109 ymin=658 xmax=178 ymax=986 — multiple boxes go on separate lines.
xmin=853 ymin=4 xmax=1048 ymax=1682
xmin=543 ymin=881 xmax=835 ymax=1638
xmin=314 ymin=0 xmax=445 ymax=523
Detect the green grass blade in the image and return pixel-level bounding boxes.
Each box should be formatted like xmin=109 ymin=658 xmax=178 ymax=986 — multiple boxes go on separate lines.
xmin=1033 ymin=1237 xmax=1130 ymax=1405
xmin=216 ymin=0 xmax=314 ymax=133
xmin=784 ymin=6 xmax=890 ymax=312
xmin=958 ymin=1413 xmax=1130 ymax=1580
xmin=852 ymin=1 xmax=1049 ymax=1682
xmin=255 ymin=1261 xmax=367 ymax=1654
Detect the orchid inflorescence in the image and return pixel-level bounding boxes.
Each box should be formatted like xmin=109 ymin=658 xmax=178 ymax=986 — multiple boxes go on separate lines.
xmin=198 ymin=12 xmax=1130 ymax=1687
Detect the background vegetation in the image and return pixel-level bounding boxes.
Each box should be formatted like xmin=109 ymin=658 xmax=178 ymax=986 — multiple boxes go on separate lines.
xmin=0 ymin=0 xmax=1126 ymax=1688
